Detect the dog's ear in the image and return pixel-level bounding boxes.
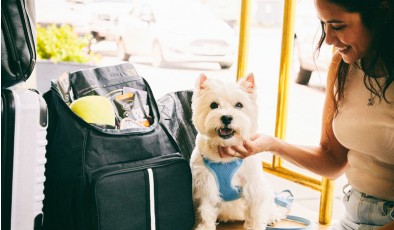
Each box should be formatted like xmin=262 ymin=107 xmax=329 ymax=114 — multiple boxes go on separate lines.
xmin=197 ymin=73 xmax=208 ymax=90
xmin=239 ymin=73 xmax=255 ymax=93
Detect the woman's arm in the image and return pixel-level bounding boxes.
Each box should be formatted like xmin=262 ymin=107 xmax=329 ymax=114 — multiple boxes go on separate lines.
xmin=267 ymin=69 xmax=348 ymax=179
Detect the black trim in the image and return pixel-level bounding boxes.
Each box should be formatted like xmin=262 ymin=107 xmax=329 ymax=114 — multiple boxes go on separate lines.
xmin=144 ymin=170 xmax=151 ymax=230
xmin=1 ymin=89 xmax=16 ymax=230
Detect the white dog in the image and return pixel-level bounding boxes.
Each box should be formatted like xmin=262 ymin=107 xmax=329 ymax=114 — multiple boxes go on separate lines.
xmin=190 ymin=73 xmax=286 ymax=230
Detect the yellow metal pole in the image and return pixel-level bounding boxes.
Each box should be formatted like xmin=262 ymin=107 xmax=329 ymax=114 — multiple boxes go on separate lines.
xmin=263 ymin=162 xmax=323 ymax=191
xmin=236 ymin=0 xmax=251 ymax=81
xmin=274 ymin=0 xmax=295 ymax=141
xmin=319 ymin=178 xmax=334 ymax=224
xmin=272 ymin=0 xmax=296 ymax=169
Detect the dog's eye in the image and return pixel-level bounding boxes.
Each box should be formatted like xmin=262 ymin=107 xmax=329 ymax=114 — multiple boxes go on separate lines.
xmin=210 ymin=102 xmax=219 ymax=109
xmin=235 ymin=102 xmax=243 ymax=109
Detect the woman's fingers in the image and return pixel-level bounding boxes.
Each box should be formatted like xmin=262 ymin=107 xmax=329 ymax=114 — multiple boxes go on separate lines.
xmin=218 ymin=146 xmax=233 ymax=158
xmin=231 ymin=145 xmax=250 ymax=158
xmin=217 ymin=137 xmax=261 ymax=159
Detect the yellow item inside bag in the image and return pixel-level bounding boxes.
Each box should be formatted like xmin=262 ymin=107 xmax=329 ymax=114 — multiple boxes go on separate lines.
xmin=70 ymin=95 xmax=115 ymax=127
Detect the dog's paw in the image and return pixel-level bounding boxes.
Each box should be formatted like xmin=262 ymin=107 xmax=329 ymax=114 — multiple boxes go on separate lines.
xmin=267 ymin=213 xmax=287 ymax=226
xmin=267 ymin=217 xmax=281 ymax=226
xmin=267 ymin=207 xmax=288 ymax=225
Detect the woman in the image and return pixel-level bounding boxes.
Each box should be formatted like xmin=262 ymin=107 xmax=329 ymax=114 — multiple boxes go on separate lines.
xmin=219 ymin=0 xmax=394 ymax=229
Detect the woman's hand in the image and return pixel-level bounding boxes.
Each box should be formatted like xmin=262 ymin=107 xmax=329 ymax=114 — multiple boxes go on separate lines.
xmin=218 ymin=133 xmax=275 ymax=159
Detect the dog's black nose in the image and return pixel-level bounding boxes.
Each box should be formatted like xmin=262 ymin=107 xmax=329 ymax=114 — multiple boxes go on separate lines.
xmin=221 ymin=115 xmax=233 ymax=125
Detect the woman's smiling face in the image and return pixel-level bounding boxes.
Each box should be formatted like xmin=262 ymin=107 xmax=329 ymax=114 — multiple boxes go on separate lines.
xmin=314 ymin=0 xmax=373 ymax=64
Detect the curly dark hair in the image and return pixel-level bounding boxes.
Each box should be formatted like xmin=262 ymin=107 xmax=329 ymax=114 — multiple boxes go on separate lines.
xmin=316 ymin=0 xmax=393 ymax=105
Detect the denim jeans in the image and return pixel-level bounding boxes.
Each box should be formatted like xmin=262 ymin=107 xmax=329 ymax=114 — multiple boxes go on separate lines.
xmin=330 ymin=185 xmax=394 ymax=230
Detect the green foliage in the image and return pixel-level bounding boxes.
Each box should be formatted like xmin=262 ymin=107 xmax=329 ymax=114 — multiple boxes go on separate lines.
xmin=36 ymin=24 xmax=98 ymax=63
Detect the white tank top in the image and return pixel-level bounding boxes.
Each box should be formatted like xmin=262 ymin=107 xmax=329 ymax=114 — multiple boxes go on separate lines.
xmin=333 ymin=62 xmax=394 ymax=201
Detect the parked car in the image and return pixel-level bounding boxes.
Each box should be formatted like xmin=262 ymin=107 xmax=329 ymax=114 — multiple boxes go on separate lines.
xmin=36 ymin=0 xmax=91 ymax=36
xmin=201 ymin=0 xmax=240 ymax=28
xmin=115 ymin=0 xmax=237 ymax=68
xmin=88 ymin=0 xmax=135 ymax=41
xmin=254 ymin=0 xmax=284 ymax=27
xmin=294 ymin=0 xmax=332 ymax=85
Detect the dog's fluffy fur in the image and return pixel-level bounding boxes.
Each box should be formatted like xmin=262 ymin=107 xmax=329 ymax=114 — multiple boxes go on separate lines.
xmin=190 ymin=73 xmax=286 ymax=230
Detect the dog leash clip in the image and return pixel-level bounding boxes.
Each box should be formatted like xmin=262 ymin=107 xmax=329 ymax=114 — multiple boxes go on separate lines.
xmin=275 ymin=189 xmax=294 ymax=210
xmin=270 ymin=190 xmax=312 ymax=230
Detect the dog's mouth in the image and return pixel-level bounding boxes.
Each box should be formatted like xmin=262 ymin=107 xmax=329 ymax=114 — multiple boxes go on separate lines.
xmin=216 ymin=127 xmax=235 ymax=139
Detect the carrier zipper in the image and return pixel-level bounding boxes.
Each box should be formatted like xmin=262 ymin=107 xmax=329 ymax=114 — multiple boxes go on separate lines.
xmin=75 ymin=77 xmax=143 ymax=96
xmin=91 ymin=154 xmax=183 ymax=184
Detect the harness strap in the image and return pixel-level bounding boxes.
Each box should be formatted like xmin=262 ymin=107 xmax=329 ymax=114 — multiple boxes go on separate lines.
xmin=203 ymin=157 xmax=243 ymax=202
xmin=266 ymin=215 xmax=312 ymax=230
xmin=275 ymin=189 xmax=294 ymax=209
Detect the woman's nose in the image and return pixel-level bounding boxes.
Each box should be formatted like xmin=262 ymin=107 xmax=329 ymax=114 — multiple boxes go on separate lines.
xmin=325 ymin=27 xmax=335 ymax=45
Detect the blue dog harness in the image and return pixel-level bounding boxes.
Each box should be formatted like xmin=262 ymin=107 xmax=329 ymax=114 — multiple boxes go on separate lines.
xmin=203 ymin=157 xmax=243 ymax=201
